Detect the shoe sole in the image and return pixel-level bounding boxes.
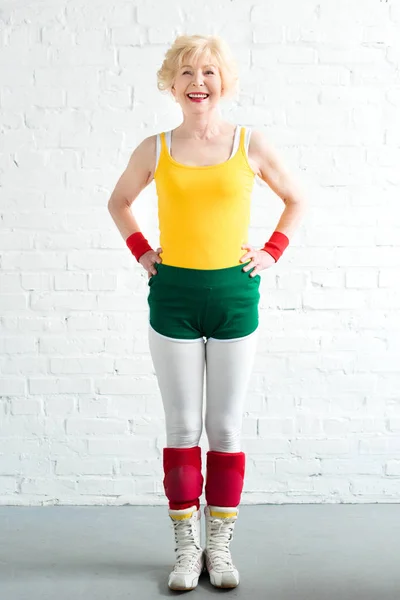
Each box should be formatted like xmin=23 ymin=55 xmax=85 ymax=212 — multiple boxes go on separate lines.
xmin=169 ymin=584 xmax=197 ymax=591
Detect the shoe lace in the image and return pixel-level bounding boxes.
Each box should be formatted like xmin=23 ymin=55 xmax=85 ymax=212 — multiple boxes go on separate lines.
xmin=172 ymin=518 xmax=201 ymax=572
xmin=207 ymin=517 xmax=235 ymax=570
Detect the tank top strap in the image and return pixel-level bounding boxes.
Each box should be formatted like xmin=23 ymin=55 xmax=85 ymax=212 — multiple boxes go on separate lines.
xmin=156 ymin=131 xmax=161 ymax=162
xmin=239 ymin=125 xmax=245 ymax=151
xmin=155 ymin=125 xmax=251 ymax=169
xmin=155 ymin=131 xmax=169 ymax=170
xmin=160 ymin=130 xmax=168 ymax=153
xmin=240 ymin=125 xmax=252 ymax=157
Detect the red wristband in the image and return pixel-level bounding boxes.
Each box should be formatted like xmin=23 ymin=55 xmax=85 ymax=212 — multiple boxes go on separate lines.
xmin=125 ymin=232 xmax=153 ymax=262
xmin=261 ymin=231 xmax=289 ymax=262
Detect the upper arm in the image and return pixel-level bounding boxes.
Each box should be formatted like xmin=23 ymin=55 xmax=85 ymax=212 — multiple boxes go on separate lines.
xmin=108 ymin=134 xmax=156 ymax=208
xmin=249 ymin=129 xmax=304 ymax=204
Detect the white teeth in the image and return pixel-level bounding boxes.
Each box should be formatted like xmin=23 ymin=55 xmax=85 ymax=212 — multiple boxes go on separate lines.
xmin=188 ymin=94 xmax=208 ymax=98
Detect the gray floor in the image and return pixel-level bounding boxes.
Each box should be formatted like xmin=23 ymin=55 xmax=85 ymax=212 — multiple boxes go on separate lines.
xmin=1 ymin=504 xmax=400 ymax=599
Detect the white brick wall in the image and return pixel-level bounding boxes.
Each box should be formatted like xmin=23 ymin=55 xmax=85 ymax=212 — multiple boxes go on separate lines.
xmin=1 ymin=0 xmax=400 ymax=505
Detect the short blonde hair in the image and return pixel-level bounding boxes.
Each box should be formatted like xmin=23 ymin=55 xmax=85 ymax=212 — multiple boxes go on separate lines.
xmin=156 ymin=34 xmax=239 ymax=101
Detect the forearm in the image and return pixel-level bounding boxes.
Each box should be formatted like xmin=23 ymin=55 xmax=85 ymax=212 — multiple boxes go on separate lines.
xmin=272 ymin=199 xmax=308 ymax=239
xmin=261 ymin=198 xmax=308 ymax=262
xmin=108 ymin=202 xmax=142 ymax=242
xmin=108 ymin=201 xmax=153 ymax=260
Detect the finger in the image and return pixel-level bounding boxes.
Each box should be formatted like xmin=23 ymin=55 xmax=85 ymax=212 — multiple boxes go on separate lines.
xmin=248 ymin=262 xmax=259 ymax=275
xmin=242 ymin=258 xmax=256 ymax=272
xmin=242 ymin=251 xmax=257 ymax=263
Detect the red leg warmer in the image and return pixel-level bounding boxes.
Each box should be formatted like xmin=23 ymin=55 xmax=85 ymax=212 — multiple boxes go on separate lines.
xmin=205 ymin=451 xmax=246 ymax=507
xmin=163 ymin=446 xmax=204 ymax=511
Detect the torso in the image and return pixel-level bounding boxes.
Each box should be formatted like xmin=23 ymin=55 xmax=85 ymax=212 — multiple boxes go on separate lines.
xmin=147 ymin=123 xmax=260 ymax=182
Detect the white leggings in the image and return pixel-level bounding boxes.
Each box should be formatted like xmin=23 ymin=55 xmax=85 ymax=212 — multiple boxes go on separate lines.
xmin=148 ymin=324 xmax=259 ymax=453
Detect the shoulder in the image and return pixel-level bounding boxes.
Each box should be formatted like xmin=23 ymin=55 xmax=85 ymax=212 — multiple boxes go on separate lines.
xmin=127 ymin=134 xmax=158 ymax=184
xmin=130 ymin=134 xmax=157 ymax=159
xmin=137 ymin=134 xmax=158 ymax=154
xmin=248 ymin=128 xmax=273 ymax=154
xmin=247 ymin=128 xmax=284 ymax=177
xmin=246 ymin=128 xmax=270 ymax=178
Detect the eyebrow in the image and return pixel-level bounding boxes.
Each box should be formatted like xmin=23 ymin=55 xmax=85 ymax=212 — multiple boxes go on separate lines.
xmin=180 ymin=64 xmax=217 ymax=69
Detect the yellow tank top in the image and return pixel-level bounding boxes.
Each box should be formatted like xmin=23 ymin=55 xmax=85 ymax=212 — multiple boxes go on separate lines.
xmin=154 ymin=126 xmax=255 ymax=270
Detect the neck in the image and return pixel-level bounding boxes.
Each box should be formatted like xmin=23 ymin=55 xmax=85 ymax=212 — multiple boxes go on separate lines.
xmin=175 ymin=110 xmax=228 ymax=140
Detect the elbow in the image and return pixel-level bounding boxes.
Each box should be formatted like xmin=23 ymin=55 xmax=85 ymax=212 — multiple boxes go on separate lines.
xmin=107 ymin=195 xmax=130 ymax=213
xmin=288 ymin=193 xmax=309 ymax=212
xmin=107 ymin=196 xmax=115 ymax=212
xmin=107 ymin=197 xmax=122 ymax=214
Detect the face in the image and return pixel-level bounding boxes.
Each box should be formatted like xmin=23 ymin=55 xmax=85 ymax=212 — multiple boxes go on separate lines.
xmin=171 ymin=57 xmax=223 ymax=110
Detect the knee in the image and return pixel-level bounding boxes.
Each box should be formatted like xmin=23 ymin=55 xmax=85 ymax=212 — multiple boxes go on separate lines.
xmin=166 ymin=410 xmax=203 ymax=447
xmin=167 ymin=424 xmax=202 ymax=448
xmin=206 ymin=424 xmax=241 ymax=453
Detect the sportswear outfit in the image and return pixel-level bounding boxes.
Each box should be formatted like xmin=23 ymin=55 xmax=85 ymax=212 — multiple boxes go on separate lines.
xmin=146 ymin=125 xmax=257 ymax=589
xmin=124 ymin=125 xmax=288 ymax=590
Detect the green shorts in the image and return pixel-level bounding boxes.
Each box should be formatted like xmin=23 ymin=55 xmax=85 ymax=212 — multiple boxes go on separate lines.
xmin=147 ymin=262 xmax=261 ymax=340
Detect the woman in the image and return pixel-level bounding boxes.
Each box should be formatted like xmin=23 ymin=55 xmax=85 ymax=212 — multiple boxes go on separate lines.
xmin=108 ymin=34 xmax=307 ymax=592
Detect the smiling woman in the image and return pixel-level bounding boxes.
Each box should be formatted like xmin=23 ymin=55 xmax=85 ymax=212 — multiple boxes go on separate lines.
xmin=156 ymin=34 xmax=239 ymax=102
xmin=107 ymin=32 xmax=307 ymax=594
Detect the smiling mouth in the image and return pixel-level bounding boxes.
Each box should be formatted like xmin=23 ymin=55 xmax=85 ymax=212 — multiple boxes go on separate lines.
xmin=186 ymin=94 xmax=209 ymax=99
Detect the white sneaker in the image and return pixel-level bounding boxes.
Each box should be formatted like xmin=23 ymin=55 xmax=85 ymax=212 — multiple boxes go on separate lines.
xmin=204 ymin=505 xmax=240 ymax=588
xmin=167 ymin=505 xmax=205 ymax=591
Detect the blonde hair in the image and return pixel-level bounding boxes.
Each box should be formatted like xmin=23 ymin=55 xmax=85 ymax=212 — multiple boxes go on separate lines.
xmin=156 ymin=34 xmax=239 ymax=101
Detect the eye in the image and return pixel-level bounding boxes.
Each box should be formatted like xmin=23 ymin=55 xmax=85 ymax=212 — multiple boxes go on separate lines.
xmin=182 ymin=70 xmax=215 ymax=75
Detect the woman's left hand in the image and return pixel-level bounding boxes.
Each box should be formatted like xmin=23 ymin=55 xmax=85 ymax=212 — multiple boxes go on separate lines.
xmin=240 ymin=244 xmax=276 ymax=277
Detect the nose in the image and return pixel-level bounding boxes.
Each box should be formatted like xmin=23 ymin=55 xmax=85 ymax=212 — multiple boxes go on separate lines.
xmin=192 ymin=70 xmax=205 ymax=87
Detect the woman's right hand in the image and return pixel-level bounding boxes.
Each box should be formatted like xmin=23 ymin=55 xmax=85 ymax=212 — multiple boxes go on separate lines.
xmin=139 ymin=247 xmax=162 ymax=278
